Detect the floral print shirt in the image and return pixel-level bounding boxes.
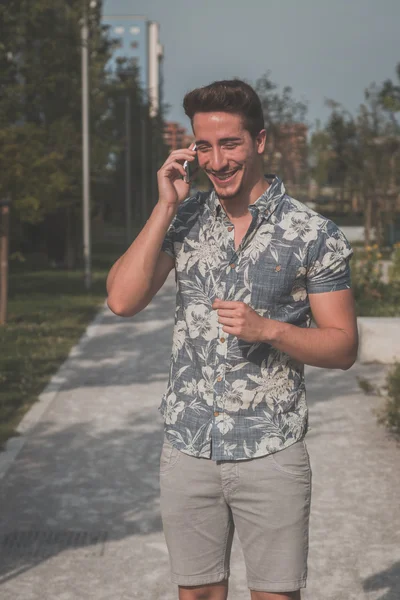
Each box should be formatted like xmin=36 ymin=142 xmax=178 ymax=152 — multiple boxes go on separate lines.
xmin=159 ymin=175 xmax=353 ymax=460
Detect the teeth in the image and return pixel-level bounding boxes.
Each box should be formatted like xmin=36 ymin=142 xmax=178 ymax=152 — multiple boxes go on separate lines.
xmin=217 ymin=171 xmax=236 ymax=180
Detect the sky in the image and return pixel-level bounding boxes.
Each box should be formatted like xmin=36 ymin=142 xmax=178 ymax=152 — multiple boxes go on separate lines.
xmin=103 ymin=0 xmax=400 ymax=133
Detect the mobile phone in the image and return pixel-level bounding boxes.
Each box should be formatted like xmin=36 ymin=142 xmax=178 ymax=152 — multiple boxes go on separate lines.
xmin=183 ymin=144 xmax=198 ymax=183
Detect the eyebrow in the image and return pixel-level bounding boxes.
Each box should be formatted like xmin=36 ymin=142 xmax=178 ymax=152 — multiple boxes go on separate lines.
xmin=195 ymin=137 xmax=242 ymax=145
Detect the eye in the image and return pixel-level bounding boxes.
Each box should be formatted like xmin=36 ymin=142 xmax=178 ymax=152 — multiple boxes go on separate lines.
xmin=223 ymin=143 xmax=238 ymax=149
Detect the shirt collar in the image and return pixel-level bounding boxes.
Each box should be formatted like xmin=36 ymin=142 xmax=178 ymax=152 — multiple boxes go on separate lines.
xmin=209 ymin=174 xmax=286 ymax=218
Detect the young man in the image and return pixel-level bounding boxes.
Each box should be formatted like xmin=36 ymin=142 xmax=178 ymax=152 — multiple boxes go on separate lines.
xmin=106 ymin=80 xmax=359 ymax=600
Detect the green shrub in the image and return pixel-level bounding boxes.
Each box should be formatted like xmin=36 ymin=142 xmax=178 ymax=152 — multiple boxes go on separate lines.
xmin=352 ymin=244 xmax=400 ymax=316
xmin=388 ymin=243 xmax=400 ymax=284
xmin=376 ymin=362 xmax=400 ymax=439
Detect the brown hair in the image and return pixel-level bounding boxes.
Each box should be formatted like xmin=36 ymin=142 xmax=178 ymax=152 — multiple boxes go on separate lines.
xmin=183 ymin=79 xmax=265 ymax=138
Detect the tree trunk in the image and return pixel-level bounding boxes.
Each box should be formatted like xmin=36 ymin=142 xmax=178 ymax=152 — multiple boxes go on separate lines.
xmin=375 ymin=195 xmax=383 ymax=248
xmin=0 ymin=203 xmax=10 ymax=325
xmin=65 ymin=207 xmax=76 ymax=270
xmin=364 ymin=192 xmax=372 ymax=245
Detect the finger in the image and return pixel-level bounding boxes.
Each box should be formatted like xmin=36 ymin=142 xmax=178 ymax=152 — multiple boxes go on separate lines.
xmin=218 ymin=316 xmax=236 ymax=325
xmin=217 ymin=310 xmax=238 ymax=318
xmin=213 ymin=300 xmax=242 ymax=309
xmin=188 ymin=141 xmax=197 ymax=150
xmin=165 ymin=153 xmax=197 ymax=170
xmin=221 ymin=325 xmax=237 ymax=334
xmin=167 ymin=149 xmax=196 ymax=162
xmin=161 ymin=161 xmax=187 ymax=179
xmin=212 ymin=298 xmax=226 ymax=308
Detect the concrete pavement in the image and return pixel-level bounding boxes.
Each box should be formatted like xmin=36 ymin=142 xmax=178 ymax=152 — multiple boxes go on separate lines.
xmin=0 ymin=273 xmax=399 ymax=600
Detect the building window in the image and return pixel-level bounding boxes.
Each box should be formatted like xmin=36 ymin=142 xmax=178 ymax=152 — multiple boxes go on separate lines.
xmin=130 ymin=41 xmax=138 ymax=49
xmin=114 ymin=26 xmax=125 ymax=34
xmin=130 ymin=26 xmax=140 ymax=35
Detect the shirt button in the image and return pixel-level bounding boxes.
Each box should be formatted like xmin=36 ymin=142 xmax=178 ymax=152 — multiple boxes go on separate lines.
xmin=214 ymin=411 xmax=220 ymax=417
xmin=227 ymin=226 xmax=234 ymax=232
xmin=220 ymin=337 xmax=226 ymax=343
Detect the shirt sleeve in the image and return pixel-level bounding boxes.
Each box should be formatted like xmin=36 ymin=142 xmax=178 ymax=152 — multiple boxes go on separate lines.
xmin=306 ymin=219 xmax=354 ymax=294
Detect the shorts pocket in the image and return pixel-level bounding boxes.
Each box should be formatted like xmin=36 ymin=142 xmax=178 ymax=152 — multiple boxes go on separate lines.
xmin=160 ymin=437 xmax=182 ymax=474
xmin=269 ymin=439 xmax=310 ymax=479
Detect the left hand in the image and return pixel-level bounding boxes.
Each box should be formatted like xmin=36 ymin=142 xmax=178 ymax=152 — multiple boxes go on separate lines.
xmin=212 ymin=299 xmax=274 ymax=343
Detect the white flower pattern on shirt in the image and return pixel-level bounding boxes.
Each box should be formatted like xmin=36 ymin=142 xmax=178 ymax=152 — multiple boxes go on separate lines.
xmin=186 ymin=304 xmax=219 ymax=341
xmin=158 ymin=176 xmax=353 ymax=460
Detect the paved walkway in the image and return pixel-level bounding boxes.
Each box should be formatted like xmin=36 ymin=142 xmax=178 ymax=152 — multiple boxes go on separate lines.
xmin=0 ymin=273 xmax=399 ymax=600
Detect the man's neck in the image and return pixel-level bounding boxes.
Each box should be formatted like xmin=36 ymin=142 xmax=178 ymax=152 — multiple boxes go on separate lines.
xmin=219 ymin=175 xmax=271 ymax=221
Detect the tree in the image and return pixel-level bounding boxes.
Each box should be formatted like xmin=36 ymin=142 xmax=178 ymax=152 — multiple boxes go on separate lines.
xmin=324 ymin=101 xmax=358 ymax=210
xmin=0 ymin=2 xmax=169 ymax=263
xmin=0 ymin=1 xmax=132 ymax=265
xmin=311 ymin=69 xmax=400 ymax=246
xmin=255 ymin=72 xmax=308 ymax=185
xmin=354 ymin=83 xmax=400 ymax=246
xmin=380 ymin=62 xmax=400 ymax=122
xmin=308 ymin=120 xmax=331 ymax=187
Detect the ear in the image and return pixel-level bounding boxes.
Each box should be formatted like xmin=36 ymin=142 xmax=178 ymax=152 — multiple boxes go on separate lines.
xmin=255 ymin=129 xmax=267 ymax=155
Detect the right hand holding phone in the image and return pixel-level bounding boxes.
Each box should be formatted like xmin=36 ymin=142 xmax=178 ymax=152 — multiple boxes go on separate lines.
xmin=157 ymin=144 xmax=197 ymax=209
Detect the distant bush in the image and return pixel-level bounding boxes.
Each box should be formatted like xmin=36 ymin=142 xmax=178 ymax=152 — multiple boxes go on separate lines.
xmin=375 ymin=362 xmax=400 ymax=440
xmin=352 ymin=244 xmax=400 ymax=316
xmin=388 ymin=242 xmax=400 ymax=284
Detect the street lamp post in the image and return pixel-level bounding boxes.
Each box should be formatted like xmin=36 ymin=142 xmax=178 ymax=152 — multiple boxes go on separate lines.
xmin=81 ymin=1 xmax=93 ymax=290
xmin=141 ymin=105 xmax=147 ymax=225
xmin=0 ymin=196 xmax=11 ymax=325
xmin=125 ymin=95 xmax=132 ymax=245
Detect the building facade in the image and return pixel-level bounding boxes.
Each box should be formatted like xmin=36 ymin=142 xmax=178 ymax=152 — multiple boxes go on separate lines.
xmin=103 ymin=14 xmax=163 ymax=116
xmin=163 ymin=122 xmax=194 ymax=151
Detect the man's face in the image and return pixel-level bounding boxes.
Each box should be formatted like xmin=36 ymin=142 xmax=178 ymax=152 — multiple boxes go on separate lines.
xmin=192 ymin=112 xmax=266 ymax=200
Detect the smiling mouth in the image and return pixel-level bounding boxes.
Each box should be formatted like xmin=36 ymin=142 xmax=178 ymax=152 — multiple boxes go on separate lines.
xmin=209 ymin=169 xmax=240 ymax=183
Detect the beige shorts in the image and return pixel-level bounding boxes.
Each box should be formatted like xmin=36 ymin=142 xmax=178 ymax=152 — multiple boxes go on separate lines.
xmin=159 ymin=436 xmax=312 ymax=593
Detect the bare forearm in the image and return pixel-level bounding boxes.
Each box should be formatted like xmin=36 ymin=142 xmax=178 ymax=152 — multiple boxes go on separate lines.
xmin=264 ymin=320 xmax=357 ymax=370
xmin=106 ymin=202 xmax=176 ymax=314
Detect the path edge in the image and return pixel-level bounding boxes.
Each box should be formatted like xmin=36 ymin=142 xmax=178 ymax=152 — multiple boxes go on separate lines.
xmin=0 ymin=302 xmax=109 ymax=481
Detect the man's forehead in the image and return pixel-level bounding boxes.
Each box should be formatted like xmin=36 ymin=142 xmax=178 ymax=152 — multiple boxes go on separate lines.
xmin=193 ymin=112 xmax=246 ymax=141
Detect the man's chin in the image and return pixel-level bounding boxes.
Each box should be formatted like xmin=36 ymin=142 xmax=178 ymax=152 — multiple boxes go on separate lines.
xmin=214 ymin=182 xmax=242 ymax=200
xmin=208 ymin=174 xmax=244 ymax=200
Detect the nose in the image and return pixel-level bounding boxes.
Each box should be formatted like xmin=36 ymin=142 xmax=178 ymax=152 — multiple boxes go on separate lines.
xmin=208 ymin=147 xmax=229 ymax=173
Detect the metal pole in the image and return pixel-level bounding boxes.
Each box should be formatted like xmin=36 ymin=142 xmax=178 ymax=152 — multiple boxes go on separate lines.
xmin=0 ymin=200 xmax=10 ymax=325
xmin=125 ymin=95 xmax=132 ymax=245
xmin=81 ymin=4 xmax=91 ymax=289
xmin=141 ymin=106 xmax=147 ymax=225
xmin=150 ymin=122 xmax=157 ymax=209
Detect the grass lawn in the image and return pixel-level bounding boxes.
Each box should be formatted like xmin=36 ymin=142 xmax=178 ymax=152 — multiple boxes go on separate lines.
xmin=0 ymin=236 xmax=126 ymax=451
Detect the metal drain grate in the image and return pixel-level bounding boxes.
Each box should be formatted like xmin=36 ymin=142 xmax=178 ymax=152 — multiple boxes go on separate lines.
xmin=0 ymin=530 xmax=108 ymax=558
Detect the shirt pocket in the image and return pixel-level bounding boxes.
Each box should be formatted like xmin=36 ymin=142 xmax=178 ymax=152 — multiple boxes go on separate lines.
xmin=250 ymin=260 xmax=294 ymax=312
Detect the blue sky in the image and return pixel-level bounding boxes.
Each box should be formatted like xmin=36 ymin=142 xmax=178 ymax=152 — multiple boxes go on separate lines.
xmin=103 ymin=0 xmax=400 ymax=133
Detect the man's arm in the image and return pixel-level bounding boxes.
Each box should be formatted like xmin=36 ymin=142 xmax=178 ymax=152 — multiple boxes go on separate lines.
xmin=107 ymin=145 xmax=196 ymax=317
xmin=106 ymin=203 xmax=176 ymax=317
xmin=265 ymin=289 xmax=359 ymax=370
xmin=213 ymin=288 xmax=359 ymax=370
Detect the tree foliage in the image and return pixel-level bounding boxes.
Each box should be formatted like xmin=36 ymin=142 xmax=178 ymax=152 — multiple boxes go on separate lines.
xmin=310 ymin=63 xmax=400 ymax=245
xmin=0 ymin=0 xmax=168 ymax=266
xmin=255 ymin=72 xmax=308 ymax=184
